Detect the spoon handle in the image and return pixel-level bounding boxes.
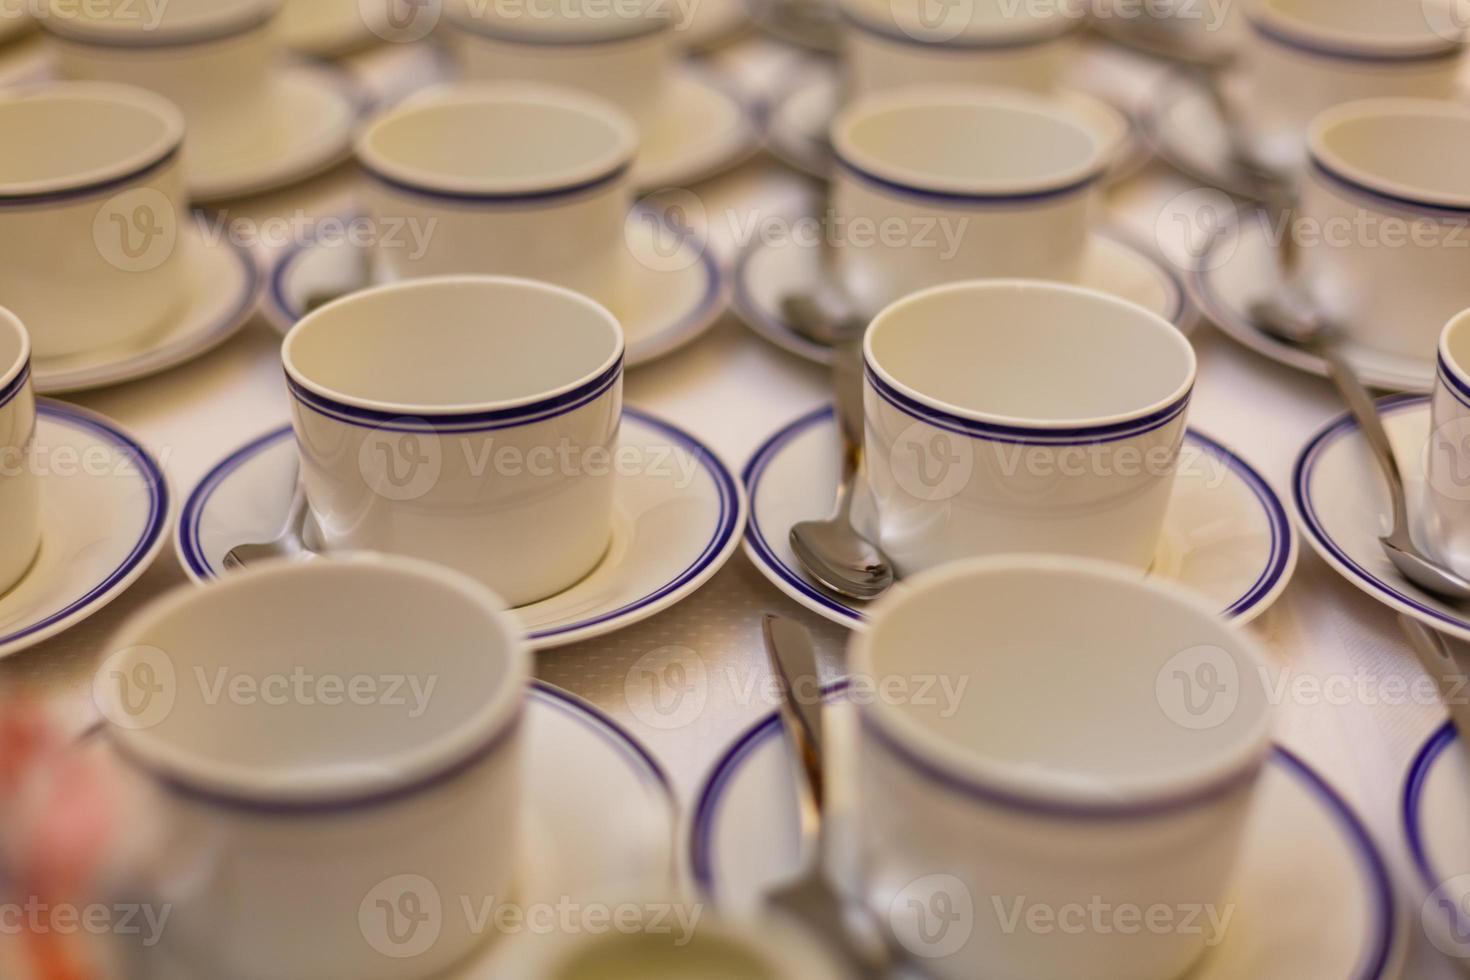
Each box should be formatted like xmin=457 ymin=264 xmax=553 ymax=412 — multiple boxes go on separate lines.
xmin=830 ymin=342 xmax=865 ymax=521
xmin=1316 ymin=341 xmax=1412 ymax=541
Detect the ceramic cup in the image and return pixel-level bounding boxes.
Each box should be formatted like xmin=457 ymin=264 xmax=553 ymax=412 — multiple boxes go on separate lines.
xmin=0 ymin=308 xmax=39 ymax=596
xmin=97 ymin=556 xmax=530 ymax=980
xmin=840 ymin=0 xmax=1084 ymax=98
xmin=1426 ymin=308 xmax=1470 ymax=572
xmin=40 ymin=0 xmax=286 ymax=183
xmin=829 ymin=86 xmax=1111 ymax=315
xmin=356 ymin=84 xmax=638 ymax=313
xmin=863 ymin=279 xmax=1196 ymax=578
xmin=1240 ymin=0 xmax=1466 ymax=168
xmin=282 ymin=275 xmax=625 ymax=607
xmin=0 ymin=82 xmax=188 ymax=359
xmin=850 ymin=555 xmax=1273 ymax=980
xmin=494 ymin=908 xmax=850 ymax=979
xmin=445 ymin=0 xmax=673 ymax=134
xmin=1297 ymin=98 xmax=1470 ymax=361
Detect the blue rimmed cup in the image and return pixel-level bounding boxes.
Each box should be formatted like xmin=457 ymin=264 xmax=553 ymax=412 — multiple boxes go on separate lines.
xmin=1425 ymin=307 xmax=1470 ymax=573
xmin=356 ymin=83 xmax=638 ymax=314
xmin=1297 ymin=97 xmax=1470 ymax=361
xmin=829 ymin=85 xmax=1113 ymax=316
xmin=1241 ymin=0 xmax=1466 ymax=168
xmin=97 ymin=555 xmax=530 ymax=980
xmin=862 ymin=279 xmax=1196 ymax=578
xmin=40 ymin=0 xmax=285 ymax=178
xmin=0 ymin=308 xmax=38 ymax=595
xmin=281 ymin=275 xmax=625 ymax=606
xmin=849 ymin=555 xmax=1273 ymax=980
xmin=444 ymin=0 xmax=674 ymax=133
xmin=839 ymin=0 xmax=1085 ymax=98
xmin=0 ymin=81 xmax=188 ymax=359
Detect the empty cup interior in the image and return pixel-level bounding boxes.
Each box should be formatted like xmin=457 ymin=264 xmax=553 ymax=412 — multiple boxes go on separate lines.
xmin=0 ymin=84 xmax=182 ymax=197
xmin=832 ymin=90 xmax=1105 ymax=196
xmin=1310 ymin=101 xmax=1470 ymax=210
xmin=0 ymin=308 xmax=27 ymax=382
xmin=1441 ymin=307 xmax=1470 ymax=379
xmin=283 ymin=276 xmax=623 ymax=412
xmin=865 ymin=280 xmax=1195 ymax=425
xmin=1255 ymin=0 xmax=1462 ymax=50
xmin=358 ymin=86 xmax=637 ymax=196
xmin=105 ymin=560 xmax=527 ymax=805
xmin=853 ymin=558 xmax=1273 ymax=805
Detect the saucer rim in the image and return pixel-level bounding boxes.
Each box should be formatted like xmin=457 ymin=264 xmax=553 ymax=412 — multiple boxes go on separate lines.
xmin=0 ymin=400 xmax=171 ymax=658
xmin=1292 ymin=394 xmax=1470 ymax=640
xmin=31 ymin=217 xmax=261 ymax=394
xmin=174 ymin=408 xmax=748 ymax=648
xmin=530 ymin=679 xmax=672 ymax=797
xmin=732 ymin=227 xmax=1194 ymax=366
xmin=187 ymin=62 xmax=369 ymax=203
xmin=742 ymin=406 xmax=1296 ymax=626
xmin=261 ymin=207 xmax=729 ymax=366
xmin=1403 ymin=720 xmax=1468 ymax=942
xmin=688 ymin=681 xmax=1398 ymax=980
xmin=1186 ymin=208 xmax=1433 ymax=393
xmin=631 ymin=68 xmax=760 ymax=190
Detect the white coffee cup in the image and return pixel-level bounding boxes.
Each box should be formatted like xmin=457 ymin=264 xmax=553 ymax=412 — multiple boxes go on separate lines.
xmin=282 ymin=275 xmax=625 ymax=607
xmin=356 ymin=84 xmax=638 ymax=313
xmin=41 ymin=0 xmax=286 ymax=184
xmin=1297 ymin=98 xmax=1470 ymax=361
xmin=830 ymin=86 xmax=1110 ymax=315
xmin=1425 ymin=308 xmax=1470 ymax=573
xmin=444 ymin=0 xmax=674 ymax=134
xmin=494 ymin=908 xmax=851 ymax=979
xmin=0 ymin=82 xmax=189 ymax=359
xmin=850 ymin=555 xmax=1273 ymax=980
xmin=97 ymin=555 xmax=530 ymax=980
xmin=863 ymin=279 xmax=1196 ymax=578
xmin=1240 ymin=0 xmax=1466 ymax=168
xmin=840 ymin=0 xmax=1084 ymax=98
xmin=0 ymin=308 xmax=39 ymax=596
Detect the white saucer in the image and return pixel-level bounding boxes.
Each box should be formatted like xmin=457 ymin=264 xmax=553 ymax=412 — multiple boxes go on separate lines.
xmin=745 ymin=407 xmax=1297 ymax=628
xmin=279 ymin=0 xmax=387 ymax=58
xmin=690 ymin=687 xmax=1402 ymax=979
xmin=1404 ymin=722 xmax=1470 ymax=967
xmin=32 ymin=218 xmax=260 ymax=394
xmin=635 ymin=68 xmax=759 ymax=189
xmin=0 ymin=402 xmax=170 ymax=659
xmin=262 ymin=209 xmax=729 ymax=366
xmin=761 ymin=62 xmax=1150 ymax=185
xmin=1293 ymin=395 xmax=1470 ymax=641
xmin=128 ymin=680 xmax=677 ymax=978
xmin=176 ymin=410 xmax=747 ymax=649
xmin=1142 ymin=68 xmax=1301 ymax=199
xmin=1187 ymin=208 xmax=1433 ymax=392
xmin=190 ymin=63 xmax=365 ymax=202
xmin=734 ymin=228 xmax=1195 ymax=365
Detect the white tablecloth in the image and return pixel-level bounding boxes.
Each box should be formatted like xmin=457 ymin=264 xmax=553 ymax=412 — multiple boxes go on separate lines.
xmin=0 ymin=31 xmax=1460 ymax=979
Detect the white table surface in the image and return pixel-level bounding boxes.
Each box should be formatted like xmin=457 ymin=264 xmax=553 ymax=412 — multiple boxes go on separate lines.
xmin=0 ymin=29 xmax=1462 ymax=979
